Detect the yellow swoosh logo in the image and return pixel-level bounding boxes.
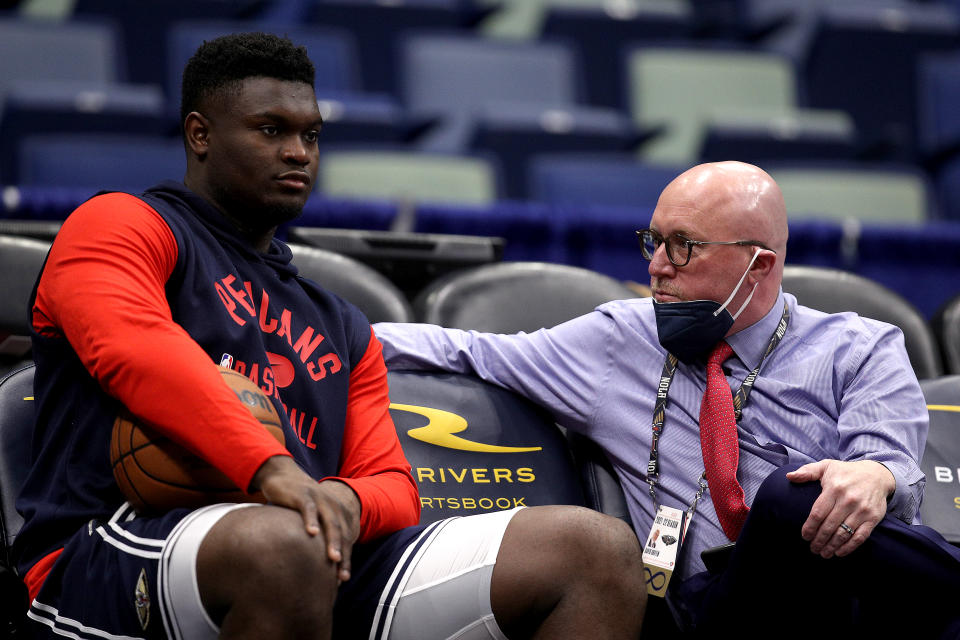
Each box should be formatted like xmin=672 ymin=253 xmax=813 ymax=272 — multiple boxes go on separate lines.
xmin=390 ymin=403 xmax=542 ymax=453
xmin=928 ymin=404 xmax=960 ymax=413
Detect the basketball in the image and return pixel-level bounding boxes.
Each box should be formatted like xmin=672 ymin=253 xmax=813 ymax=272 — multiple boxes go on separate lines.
xmin=110 ymin=367 xmax=285 ymax=512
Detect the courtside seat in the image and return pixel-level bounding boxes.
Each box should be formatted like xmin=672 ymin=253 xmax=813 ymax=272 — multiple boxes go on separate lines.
xmin=781 ymin=265 xmax=942 ymax=379
xmin=386 ymin=370 xmax=586 ymax=525
xmin=288 ymin=243 xmax=415 ymax=323
xmin=0 ymin=365 xmax=34 ymax=633
xmin=919 ymin=375 xmax=960 ymax=546
xmin=413 ymin=261 xmax=638 ymax=332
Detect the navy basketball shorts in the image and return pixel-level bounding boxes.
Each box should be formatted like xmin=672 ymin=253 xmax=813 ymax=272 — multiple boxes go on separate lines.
xmin=25 ymin=503 xmax=522 ymax=640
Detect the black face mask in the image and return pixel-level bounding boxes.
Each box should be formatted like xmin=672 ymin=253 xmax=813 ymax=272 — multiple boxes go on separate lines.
xmin=653 ymin=299 xmax=735 ymax=364
xmin=652 ymin=249 xmax=761 ymax=364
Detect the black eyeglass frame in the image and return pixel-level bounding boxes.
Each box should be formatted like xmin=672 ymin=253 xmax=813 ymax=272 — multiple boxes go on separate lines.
xmin=636 ymin=228 xmax=775 ymax=267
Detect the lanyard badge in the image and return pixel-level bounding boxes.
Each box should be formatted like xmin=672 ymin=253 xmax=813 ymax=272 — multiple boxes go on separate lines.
xmin=642 ymin=504 xmax=687 ymax=597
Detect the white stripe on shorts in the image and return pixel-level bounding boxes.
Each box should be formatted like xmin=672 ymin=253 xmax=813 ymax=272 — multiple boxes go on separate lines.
xmin=377 ymin=507 xmax=523 ymax=640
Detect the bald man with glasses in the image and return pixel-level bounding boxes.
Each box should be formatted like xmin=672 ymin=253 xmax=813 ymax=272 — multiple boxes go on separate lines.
xmin=374 ymin=161 xmax=960 ymax=637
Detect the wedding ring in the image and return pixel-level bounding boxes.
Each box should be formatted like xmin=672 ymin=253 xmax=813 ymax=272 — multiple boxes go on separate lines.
xmin=838 ymin=522 xmax=855 ymax=536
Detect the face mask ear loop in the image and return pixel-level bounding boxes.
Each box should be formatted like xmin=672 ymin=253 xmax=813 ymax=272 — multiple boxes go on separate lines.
xmin=713 ymin=248 xmax=762 ymax=318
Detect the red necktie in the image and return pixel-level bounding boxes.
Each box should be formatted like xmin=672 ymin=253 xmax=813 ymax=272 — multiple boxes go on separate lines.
xmin=699 ymin=340 xmax=750 ymax=541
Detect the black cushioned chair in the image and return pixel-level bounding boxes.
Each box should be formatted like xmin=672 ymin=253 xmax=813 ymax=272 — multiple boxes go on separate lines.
xmin=932 ymin=293 xmax=960 ymax=376
xmin=414 ymin=261 xmax=638 ymax=333
xmin=0 ymin=365 xmax=35 ymax=634
xmin=781 ymin=265 xmax=942 ymax=379
xmin=411 ymin=261 xmax=638 ymax=527
xmin=919 ymin=375 xmax=960 ymax=546
xmin=0 ymin=235 xmax=51 ymax=376
xmin=288 ymin=243 xmax=414 ymax=324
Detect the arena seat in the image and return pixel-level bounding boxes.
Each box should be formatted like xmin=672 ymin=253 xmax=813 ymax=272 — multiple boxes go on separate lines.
xmin=386 ymin=370 xmax=587 ymax=525
xmin=0 ymin=365 xmax=34 ymax=633
xmin=469 ymin=103 xmax=645 ymax=200
xmin=0 ymin=17 xmax=122 ymax=95
xmin=781 ymin=265 xmax=942 ymax=379
xmin=769 ymin=162 xmax=934 ymax=224
xmin=287 ymin=243 xmax=415 ymax=323
xmin=919 ymin=375 xmax=960 ymax=546
xmin=527 ymin=153 xmax=681 ymax=209
xmin=413 ymin=260 xmax=638 ymax=332
xmin=625 ymin=45 xmax=799 ymax=165
xmin=317 ymin=149 xmax=501 ymax=206
xmin=398 ymin=32 xmax=587 ymax=152
xmin=0 ymin=81 xmax=169 ymax=185
xmin=0 ymin=235 xmax=51 ymax=376
xmin=932 ymin=294 xmax=960 ymax=376
xmin=18 ymin=133 xmax=185 ymax=193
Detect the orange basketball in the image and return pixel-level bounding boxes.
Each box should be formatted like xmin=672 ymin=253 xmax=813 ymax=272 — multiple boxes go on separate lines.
xmin=110 ymin=367 xmax=285 ymax=512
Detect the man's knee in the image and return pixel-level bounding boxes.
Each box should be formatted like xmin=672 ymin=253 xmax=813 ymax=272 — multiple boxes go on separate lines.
xmin=197 ymin=505 xmax=338 ymax=623
xmin=498 ymin=506 xmax=645 ymax=598
xmin=748 ymin=463 xmax=821 ymax=533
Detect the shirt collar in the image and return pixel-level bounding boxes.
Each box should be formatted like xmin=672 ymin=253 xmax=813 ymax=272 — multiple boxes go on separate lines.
xmin=726 ymin=289 xmax=787 ymax=370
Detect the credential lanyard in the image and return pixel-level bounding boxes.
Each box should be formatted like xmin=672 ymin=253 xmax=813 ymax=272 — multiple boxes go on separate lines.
xmin=646 ymin=304 xmax=790 ymax=511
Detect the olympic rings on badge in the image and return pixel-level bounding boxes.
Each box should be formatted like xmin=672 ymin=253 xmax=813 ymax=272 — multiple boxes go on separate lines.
xmin=643 ymin=567 xmax=666 ymax=591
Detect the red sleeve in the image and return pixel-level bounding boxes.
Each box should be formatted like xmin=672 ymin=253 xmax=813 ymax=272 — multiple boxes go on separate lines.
xmin=33 ymin=193 xmax=290 ymax=492
xmin=327 ymin=329 xmax=420 ymax=541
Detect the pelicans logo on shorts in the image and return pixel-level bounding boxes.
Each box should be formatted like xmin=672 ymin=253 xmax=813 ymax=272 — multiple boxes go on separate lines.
xmin=135 ymin=568 xmax=151 ymax=630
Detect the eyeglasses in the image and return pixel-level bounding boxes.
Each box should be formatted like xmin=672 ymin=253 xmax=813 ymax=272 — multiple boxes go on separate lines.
xmin=636 ymin=228 xmax=774 ymax=268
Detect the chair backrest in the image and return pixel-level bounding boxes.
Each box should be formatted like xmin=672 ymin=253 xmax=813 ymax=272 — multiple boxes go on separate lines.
xmin=0 ymin=365 xmax=35 ymax=551
xmin=781 ymin=265 xmax=942 ymax=379
xmin=386 ymin=370 xmax=585 ymax=524
xmin=770 ymin=164 xmax=932 ymax=224
xmin=918 ymin=375 xmax=960 ymax=545
xmin=0 ymin=80 xmax=168 ymax=185
xmin=527 ymin=154 xmax=680 ymax=209
xmin=626 ymin=46 xmax=796 ymax=165
xmin=0 ymin=235 xmax=51 ymax=335
xmin=414 ymin=261 xmax=638 ymax=332
xmin=0 ymin=18 xmax=121 ymax=96
xmin=287 ymin=243 xmax=414 ymax=323
xmin=318 ymin=150 xmax=499 ymax=206
xmin=18 ymin=133 xmax=185 ymax=192
xmin=932 ymin=293 xmax=960 ymax=376
xmin=400 ymin=33 xmax=579 ymax=114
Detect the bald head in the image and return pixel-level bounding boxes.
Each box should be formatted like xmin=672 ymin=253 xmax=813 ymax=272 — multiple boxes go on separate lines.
xmin=659 ymin=161 xmax=788 ymax=258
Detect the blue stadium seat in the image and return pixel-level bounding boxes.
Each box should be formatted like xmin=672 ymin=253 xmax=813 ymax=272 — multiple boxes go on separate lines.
xmin=540 ymin=3 xmax=693 ymax=109
xmin=527 ymin=154 xmax=681 ymax=210
xmin=400 ymin=33 xmax=584 ymax=151
xmin=18 ymin=133 xmax=185 ymax=192
xmin=918 ymin=50 xmax=960 ymax=162
xmin=73 ymin=0 xmax=261 ymax=86
xmin=801 ymin=2 xmax=960 ymax=160
xmin=304 ymin=0 xmax=489 ymax=97
xmin=469 ymin=103 xmax=646 ymax=199
xmin=0 ymin=81 xmax=169 ymax=185
xmin=0 ymin=16 xmax=123 ymax=94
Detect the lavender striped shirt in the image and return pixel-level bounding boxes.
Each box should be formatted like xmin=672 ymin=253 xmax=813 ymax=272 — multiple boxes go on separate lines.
xmin=373 ymin=291 xmax=928 ymax=579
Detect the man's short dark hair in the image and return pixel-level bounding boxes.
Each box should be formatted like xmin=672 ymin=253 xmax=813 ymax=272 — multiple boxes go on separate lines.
xmin=180 ymin=32 xmax=315 ymax=126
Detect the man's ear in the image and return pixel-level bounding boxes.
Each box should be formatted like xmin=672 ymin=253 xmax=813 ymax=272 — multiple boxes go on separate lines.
xmin=184 ymin=111 xmax=210 ymax=159
xmin=750 ymin=249 xmax=777 ymax=282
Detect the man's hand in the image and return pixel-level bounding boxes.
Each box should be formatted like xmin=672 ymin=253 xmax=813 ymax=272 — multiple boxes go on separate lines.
xmin=786 ymin=459 xmax=895 ymax=559
xmin=250 ymin=455 xmax=362 ymax=582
